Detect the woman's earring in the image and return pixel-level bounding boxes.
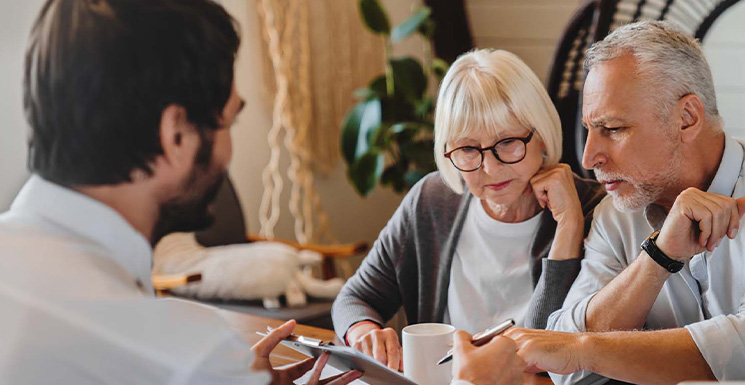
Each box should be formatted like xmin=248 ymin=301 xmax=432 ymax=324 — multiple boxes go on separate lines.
xmin=541 ymin=151 xmax=548 ymax=164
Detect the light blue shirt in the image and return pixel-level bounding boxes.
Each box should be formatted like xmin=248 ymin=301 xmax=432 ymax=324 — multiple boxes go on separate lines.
xmin=547 ymin=136 xmax=745 ymax=384
xmin=0 ymin=176 xmax=269 ymax=385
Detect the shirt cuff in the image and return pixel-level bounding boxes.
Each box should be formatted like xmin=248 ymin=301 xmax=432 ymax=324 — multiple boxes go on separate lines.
xmin=685 ymin=314 xmax=745 ymax=380
xmin=547 ymin=292 xmax=595 ymax=333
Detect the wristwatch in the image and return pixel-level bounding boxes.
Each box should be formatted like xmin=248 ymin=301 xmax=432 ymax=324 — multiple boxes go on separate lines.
xmin=641 ymin=230 xmax=685 ymax=273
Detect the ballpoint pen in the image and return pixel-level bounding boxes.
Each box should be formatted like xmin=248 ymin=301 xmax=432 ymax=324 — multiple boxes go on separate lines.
xmin=436 ymin=319 xmax=515 ymax=365
xmin=256 ymin=326 xmax=335 ymax=347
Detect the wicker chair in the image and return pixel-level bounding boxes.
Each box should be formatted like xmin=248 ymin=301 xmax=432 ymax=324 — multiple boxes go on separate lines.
xmin=547 ymin=0 xmax=743 ymax=178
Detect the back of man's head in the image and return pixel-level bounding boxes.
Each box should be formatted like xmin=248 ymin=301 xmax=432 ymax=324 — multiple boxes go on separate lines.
xmin=584 ymin=20 xmax=720 ymax=127
xmin=24 ymin=0 xmax=240 ymax=187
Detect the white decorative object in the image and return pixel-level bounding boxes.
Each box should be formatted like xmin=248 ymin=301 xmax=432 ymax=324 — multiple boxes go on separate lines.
xmin=153 ymin=233 xmax=344 ymax=309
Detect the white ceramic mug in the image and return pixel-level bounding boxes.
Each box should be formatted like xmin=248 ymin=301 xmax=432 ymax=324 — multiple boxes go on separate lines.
xmin=402 ymin=323 xmax=455 ymax=385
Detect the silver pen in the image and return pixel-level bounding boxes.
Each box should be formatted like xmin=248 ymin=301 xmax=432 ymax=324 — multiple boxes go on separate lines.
xmin=256 ymin=326 xmax=335 ymax=347
xmin=436 ymin=319 xmax=515 ymax=365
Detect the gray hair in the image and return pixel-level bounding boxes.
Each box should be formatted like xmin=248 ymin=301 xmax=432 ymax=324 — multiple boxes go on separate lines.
xmin=584 ymin=20 xmax=720 ymax=126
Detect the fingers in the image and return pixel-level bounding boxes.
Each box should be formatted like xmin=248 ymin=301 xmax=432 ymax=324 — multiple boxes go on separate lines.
xmin=320 ymin=370 xmax=363 ymax=385
xmin=317 ymin=372 xmax=345 ymax=385
xmin=290 ymin=354 xmax=363 ymax=385
xmin=371 ymin=335 xmax=386 ymax=365
xmin=509 ymin=352 xmax=529 ymax=382
xmin=679 ymin=189 xmax=739 ymax=250
xmin=484 ymin=335 xmax=517 ymax=353
xmin=283 ymin=357 xmax=318 ymax=381
xmin=383 ymin=330 xmax=402 ymax=371
xmin=708 ymin=194 xmax=740 ymax=244
xmin=502 ymin=328 xmax=526 ymax=349
xmin=252 ymin=319 xmax=296 ymax=357
xmin=529 ymin=164 xmax=579 ymax=215
xmin=681 ymin=196 xmax=712 ymax=249
xmin=694 ymin=193 xmax=729 ymax=250
xmin=353 ymin=328 xmax=400 ymax=368
xmin=305 ymin=353 xmax=330 ymax=385
xmin=531 ymin=184 xmax=549 ymax=209
xmin=737 ymin=196 xmax=745 ymax=216
xmin=352 ymin=337 xmax=373 ymax=358
xmin=725 ymin=197 xmax=742 ymax=239
xmin=453 ymin=330 xmax=473 ymax=353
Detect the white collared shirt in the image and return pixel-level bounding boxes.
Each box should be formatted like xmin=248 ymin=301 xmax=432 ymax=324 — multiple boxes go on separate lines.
xmin=547 ymin=136 xmax=745 ymax=384
xmin=0 ymin=176 xmax=269 ymax=385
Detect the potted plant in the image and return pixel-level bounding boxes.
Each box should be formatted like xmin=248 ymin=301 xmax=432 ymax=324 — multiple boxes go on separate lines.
xmin=341 ymin=0 xmax=448 ymax=196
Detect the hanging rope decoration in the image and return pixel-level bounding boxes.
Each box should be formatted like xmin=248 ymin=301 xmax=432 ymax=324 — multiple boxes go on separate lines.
xmin=257 ymin=0 xmax=333 ymax=244
xmin=256 ymin=0 xmax=384 ymax=243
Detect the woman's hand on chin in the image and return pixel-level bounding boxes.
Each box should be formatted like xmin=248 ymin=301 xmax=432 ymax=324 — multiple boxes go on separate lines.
xmin=530 ymin=163 xmax=582 ymax=224
xmin=530 ymin=164 xmax=584 ymax=260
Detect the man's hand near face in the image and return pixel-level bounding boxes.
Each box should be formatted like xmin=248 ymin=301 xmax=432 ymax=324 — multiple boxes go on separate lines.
xmin=656 ymin=188 xmax=745 ymax=260
xmin=584 ymin=190 xmax=745 ymax=332
xmin=529 ymin=189 xmax=744 ymax=384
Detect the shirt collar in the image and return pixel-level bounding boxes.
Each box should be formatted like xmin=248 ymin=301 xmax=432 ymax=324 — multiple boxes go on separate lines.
xmin=10 ymin=175 xmax=154 ymax=295
xmin=644 ymin=136 xmax=745 ymax=230
xmin=707 ymin=136 xmax=743 ymax=197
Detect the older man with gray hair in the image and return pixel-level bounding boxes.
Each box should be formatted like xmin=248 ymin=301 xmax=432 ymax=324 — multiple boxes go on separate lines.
xmin=502 ymin=20 xmax=745 ymax=384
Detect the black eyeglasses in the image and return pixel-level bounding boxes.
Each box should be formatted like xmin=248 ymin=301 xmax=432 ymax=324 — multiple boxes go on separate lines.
xmin=444 ymin=131 xmax=534 ymax=172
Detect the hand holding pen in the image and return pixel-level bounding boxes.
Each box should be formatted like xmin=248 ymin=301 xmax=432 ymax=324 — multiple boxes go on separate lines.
xmin=437 ymin=319 xmax=515 ymax=365
xmin=450 ymin=323 xmax=526 ymax=385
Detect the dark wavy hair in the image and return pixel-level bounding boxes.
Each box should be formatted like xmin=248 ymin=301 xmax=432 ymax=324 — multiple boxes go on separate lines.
xmin=23 ymin=0 xmax=240 ymax=186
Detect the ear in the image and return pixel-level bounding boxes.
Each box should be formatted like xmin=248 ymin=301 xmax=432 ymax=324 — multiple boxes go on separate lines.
xmin=158 ymin=104 xmax=200 ymax=169
xmin=677 ymin=94 xmax=706 ymax=144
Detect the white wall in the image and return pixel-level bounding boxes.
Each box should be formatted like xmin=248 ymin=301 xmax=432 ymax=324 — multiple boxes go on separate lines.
xmin=0 ymin=0 xmax=45 ymax=211
xmin=703 ymin=2 xmax=745 ymax=138
xmin=466 ymin=0 xmax=581 ymax=83
xmin=467 ymin=0 xmax=745 ymax=138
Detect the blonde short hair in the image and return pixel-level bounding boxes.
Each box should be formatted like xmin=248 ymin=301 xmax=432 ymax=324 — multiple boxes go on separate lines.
xmin=434 ymin=49 xmax=562 ymax=194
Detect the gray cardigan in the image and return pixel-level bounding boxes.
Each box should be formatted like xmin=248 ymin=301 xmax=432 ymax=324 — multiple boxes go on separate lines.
xmin=332 ymin=171 xmax=605 ymax=340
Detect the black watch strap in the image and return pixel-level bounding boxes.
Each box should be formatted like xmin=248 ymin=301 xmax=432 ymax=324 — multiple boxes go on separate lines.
xmin=641 ymin=230 xmax=685 ymax=273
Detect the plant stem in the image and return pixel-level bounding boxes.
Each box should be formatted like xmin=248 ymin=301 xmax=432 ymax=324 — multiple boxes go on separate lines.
xmin=384 ymin=39 xmax=394 ymax=97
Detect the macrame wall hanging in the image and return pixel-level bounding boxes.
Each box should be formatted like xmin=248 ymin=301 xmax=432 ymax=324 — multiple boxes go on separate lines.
xmin=256 ymin=0 xmax=384 ymax=244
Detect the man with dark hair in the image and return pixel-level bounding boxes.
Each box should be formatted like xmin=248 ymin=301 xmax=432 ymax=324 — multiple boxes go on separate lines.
xmin=1 ymin=0 xmax=357 ymax=384
xmin=0 ymin=1 xmax=524 ymax=384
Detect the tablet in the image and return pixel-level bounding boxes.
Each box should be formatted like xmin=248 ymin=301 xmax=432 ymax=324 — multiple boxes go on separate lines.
xmin=262 ymin=332 xmax=418 ymax=385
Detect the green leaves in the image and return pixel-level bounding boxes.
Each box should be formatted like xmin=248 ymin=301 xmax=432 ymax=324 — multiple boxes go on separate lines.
xmin=341 ymin=99 xmax=382 ymax=164
xmin=391 ymin=8 xmax=431 ymax=42
xmin=431 ymin=58 xmax=449 ymax=80
xmin=344 ymin=1 xmax=442 ymax=196
xmin=390 ymin=57 xmax=427 ymax=102
xmin=348 ymin=151 xmax=385 ymax=196
xmin=358 ymin=0 xmax=390 ymax=35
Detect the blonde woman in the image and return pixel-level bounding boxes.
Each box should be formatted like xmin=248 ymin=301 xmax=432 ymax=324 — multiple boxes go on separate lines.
xmin=332 ymin=49 xmax=604 ymax=371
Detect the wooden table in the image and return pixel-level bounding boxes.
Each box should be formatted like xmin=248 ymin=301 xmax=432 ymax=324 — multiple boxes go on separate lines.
xmin=217 ymin=309 xmax=553 ymax=385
